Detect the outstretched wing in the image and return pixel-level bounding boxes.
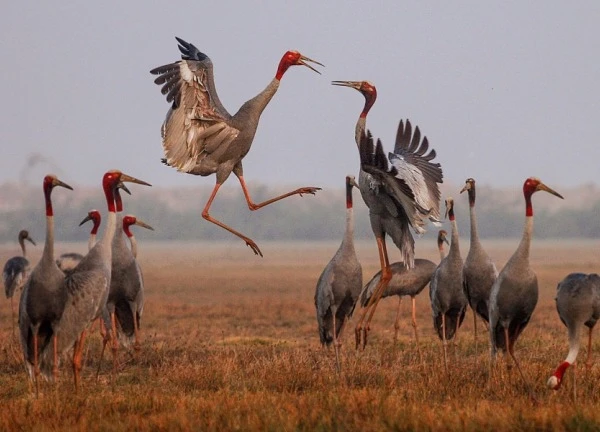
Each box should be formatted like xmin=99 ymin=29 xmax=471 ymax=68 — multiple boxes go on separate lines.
xmin=391 ymin=119 xmax=443 ymax=223
xmin=150 ymin=37 xmax=240 ymax=173
xmin=359 ymin=131 xmax=423 ymax=267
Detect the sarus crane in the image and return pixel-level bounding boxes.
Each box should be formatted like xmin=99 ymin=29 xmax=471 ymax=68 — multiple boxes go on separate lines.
xmin=547 ymin=273 xmax=600 ymax=393
xmin=18 ymin=175 xmax=72 ymax=394
xmin=489 ymin=177 xmax=563 ymax=400
xmin=332 ymin=80 xmax=443 ymax=348
xmin=150 ymin=37 xmax=323 ymax=257
xmin=359 ymin=230 xmax=448 ymax=360
xmin=109 ymin=214 xmax=154 ymax=360
xmin=460 ymin=178 xmax=498 ymax=350
xmin=429 ymin=198 xmax=467 ymax=371
xmin=315 ymin=175 xmax=362 ymax=371
xmin=3 ymin=229 xmax=36 ymax=336
xmin=38 ymin=170 xmax=150 ymax=391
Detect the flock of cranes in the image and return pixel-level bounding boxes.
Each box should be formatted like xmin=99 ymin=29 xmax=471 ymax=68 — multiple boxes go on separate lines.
xmin=1 ymin=37 xmax=597 ymax=398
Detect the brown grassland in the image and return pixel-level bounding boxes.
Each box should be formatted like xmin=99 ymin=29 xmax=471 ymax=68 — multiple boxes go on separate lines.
xmin=0 ymin=239 xmax=599 ymax=431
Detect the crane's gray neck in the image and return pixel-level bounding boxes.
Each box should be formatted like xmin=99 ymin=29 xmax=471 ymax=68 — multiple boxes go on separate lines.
xmin=438 ymin=244 xmax=446 ymax=261
xmin=88 ymin=233 xmax=97 ymax=251
xmin=42 ymin=215 xmax=55 ymax=265
xmin=514 ymin=216 xmax=533 ymax=262
xmin=242 ymin=78 xmax=280 ymax=120
xmin=448 ymin=219 xmax=461 ymax=261
xmin=468 ymin=204 xmax=480 ymax=246
xmin=19 ymin=238 xmax=27 ymax=258
xmin=342 ymin=207 xmax=355 ymax=248
xmin=354 ymin=117 xmax=367 ymax=147
xmin=129 ymin=236 xmax=138 ymax=259
xmin=99 ymin=211 xmax=117 ymax=259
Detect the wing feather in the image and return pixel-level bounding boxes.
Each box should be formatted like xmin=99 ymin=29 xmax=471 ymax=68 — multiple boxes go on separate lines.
xmin=390 ymin=120 xmax=443 ymax=222
xmin=150 ymin=38 xmax=240 ymax=173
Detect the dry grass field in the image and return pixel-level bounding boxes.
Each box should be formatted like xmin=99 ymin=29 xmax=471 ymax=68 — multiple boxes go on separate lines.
xmin=0 ymin=239 xmax=598 ymax=431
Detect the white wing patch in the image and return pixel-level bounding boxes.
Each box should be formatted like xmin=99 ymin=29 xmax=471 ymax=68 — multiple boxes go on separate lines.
xmin=389 ymin=153 xmax=429 ymax=212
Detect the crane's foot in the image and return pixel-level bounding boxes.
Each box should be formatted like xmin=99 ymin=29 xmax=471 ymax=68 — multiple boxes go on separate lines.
xmin=296 ymin=186 xmax=321 ymax=197
xmin=243 ymin=238 xmax=263 ymax=257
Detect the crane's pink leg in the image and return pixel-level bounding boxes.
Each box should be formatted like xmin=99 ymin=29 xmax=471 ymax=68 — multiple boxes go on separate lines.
xmin=33 ymin=332 xmax=39 ymax=397
xmin=442 ymin=314 xmax=448 ymax=373
xmin=111 ymin=312 xmax=119 ymax=376
xmin=52 ymin=334 xmax=59 ymax=382
xmin=237 ymin=176 xmax=320 ymax=211
xmin=332 ymin=311 xmax=341 ymax=373
xmin=473 ymin=311 xmax=478 ymax=355
xmin=504 ymin=327 xmax=537 ymax=403
xmin=355 ymin=237 xmax=391 ymax=349
xmin=10 ymin=298 xmax=15 ymax=339
xmin=411 ymin=296 xmax=423 ymax=363
xmin=585 ymin=326 xmax=594 ymax=369
xmin=202 ymin=183 xmax=263 ymax=257
xmin=72 ymin=330 xmax=87 ymax=393
xmin=133 ymin=312 xmax=141 ymax=359
xmin=96 ymin=323 xmax=110 ymax=380
xmin=393 ymin=297 xmax=402 ymax=343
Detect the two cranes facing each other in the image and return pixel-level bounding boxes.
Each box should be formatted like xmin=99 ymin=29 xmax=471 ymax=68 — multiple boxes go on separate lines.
xmin=150 ymin=37 xmax=323 ymax=258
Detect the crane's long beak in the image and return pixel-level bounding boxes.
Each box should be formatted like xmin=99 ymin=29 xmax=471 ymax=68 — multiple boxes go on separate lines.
xmin=26 ymin=236 xmax=36 ymax=246
xmin=331 ymin=80 xmax=362 ymax=90
xmin=538 ymin=183 xmax=564 ymax=199
xmin=135 ymin=218 xmax=155 ymax=231
xmin=299 ymin=55 xmax=324 ymax=74
xmin=120 ymin=173 xmax=152 ymax=187
xmin=79 ymin=214 xmax=93 ymax=226
xmin=460 ymin=183 xmax=471 ymax=194
xmin=118 ymin=182 xmax=132 ymax=195
xmin=54 ymin=178 xmax=73 ymax=191
xmin=441 ymin=234 xmax=449 ymax=246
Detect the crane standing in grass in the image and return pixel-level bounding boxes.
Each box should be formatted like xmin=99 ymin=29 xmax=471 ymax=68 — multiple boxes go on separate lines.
xmin=315 ymin=176 xmax=362 ymax=371
xmin=359 ymin=230 xmax=448 ymax=360
xmin=150 ymin=37 xmax=323 ymax=257
xmin=18 ymin=175 xmax=72 ymax=394
xmin=429 ymin=198 xmax=467 ymax=372
xmin=547 ymin=273 xmax=600 ymax=393
xmin=3 ymin=230 xmax=36 ymax=337
xmin=460 ymin=178 xmax=498 ymax=350
xmin=489 ymin=177 xmax=563 ymax=400
xmin=38 ymin=171 xmax=150 ymax=391
xmin=332 ymin=80 xmax=443 ymax=348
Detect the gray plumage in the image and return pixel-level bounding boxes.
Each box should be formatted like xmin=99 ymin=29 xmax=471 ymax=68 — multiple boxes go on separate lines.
xmin=429 ymin=198 xmax=467 ymax=342
xmin=3 ymin=230 xmax=35 ymax=299
xmin=547 ymin=273 xmax=600 ymax=390
xmin=360 ymin=259 xmax=436 ymax=307
xmin=315 ymin=176 xmax=362 ymax=348
xmin=150 ymin=38 xmax=322 ymax=257
xmin=461 ymin=178 xmax=497 ymax=323
xmin=18 ymin=175 xmax=72 ymax=384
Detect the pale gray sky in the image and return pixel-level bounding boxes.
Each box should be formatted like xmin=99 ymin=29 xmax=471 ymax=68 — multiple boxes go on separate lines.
xmin=2 ymin=1 xmax=598 ymax=191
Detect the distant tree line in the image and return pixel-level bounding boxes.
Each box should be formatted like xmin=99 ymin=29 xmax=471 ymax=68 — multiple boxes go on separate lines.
xmin=0 ymin=183 xmax=598 ymax=244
